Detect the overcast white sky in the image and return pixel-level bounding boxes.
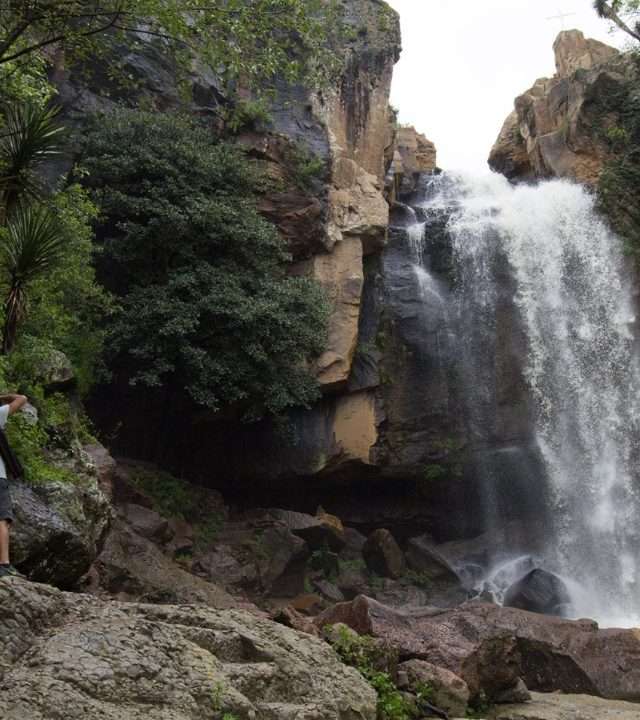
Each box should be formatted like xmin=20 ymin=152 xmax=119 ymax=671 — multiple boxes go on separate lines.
xmin=386 ymin=0 xmax=626 ymax=171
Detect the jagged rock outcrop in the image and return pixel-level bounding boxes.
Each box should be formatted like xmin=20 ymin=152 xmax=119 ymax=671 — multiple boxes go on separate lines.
xmin=489 ymin=30 xmax=629 ymax=185
xmin=390 ymin=125 xmax=438 ymax=196
xmin=0 ymin=578 xmax=377 ymax=720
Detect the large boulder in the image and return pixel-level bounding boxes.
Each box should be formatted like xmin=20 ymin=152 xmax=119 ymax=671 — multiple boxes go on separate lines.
xmin=405 ymin=534 xmax=466 ymax=606
xmin=316 ymin=596 xmax=640 ymax=702
xmin=11 ymin=473 xmax=111 ymax=588
xmin=256 ymin=527 xmax=310 ymax=597
xmin=363 ymin=528 xmax=406 ymax=579
xmin=266 ymin=508 xmax=346 ymax=551
xmin=120 ymin=503 xmax=171 ymax=543
xmin=32 ymin=348 xmax=75 ymax=390
xmin=398 ymin=659 xmax=470 ymax=717
xmin=406 ymin=535 xmax=460 ymax=583
xmin=89 ymin=517 xmax=235 ymax=607
xmin=504 ymin=569 xmax=571 ymax=616
xmin=0 ymin=578 xmax=377 ymax=720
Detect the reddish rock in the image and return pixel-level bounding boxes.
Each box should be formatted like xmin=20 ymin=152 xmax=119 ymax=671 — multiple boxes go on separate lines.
xmin=316 ymin=596 xmax=640 ymax=702
xmin=272 ymin=605 xmax=320 ymax=636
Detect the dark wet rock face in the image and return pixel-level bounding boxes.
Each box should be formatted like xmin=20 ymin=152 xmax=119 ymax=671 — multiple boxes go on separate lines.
xmin=363 ymin=528 xmax=406 ymax=579
xmin=504 ymin=569 xmax=571 ymax=616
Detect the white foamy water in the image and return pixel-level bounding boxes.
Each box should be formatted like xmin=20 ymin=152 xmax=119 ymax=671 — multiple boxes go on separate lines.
xmin=408 ymin=171 xmax=640 ymax=628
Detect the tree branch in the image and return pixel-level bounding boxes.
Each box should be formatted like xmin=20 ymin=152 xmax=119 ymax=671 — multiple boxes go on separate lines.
xmin=0 ymin=10 xmax=124 ymax=65
xmin=597 ymin=1 xmax=640 ymax=41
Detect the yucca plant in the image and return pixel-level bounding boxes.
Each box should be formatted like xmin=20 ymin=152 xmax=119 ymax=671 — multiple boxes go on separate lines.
xmin=0 ymin=100 xmax=67 ymax=352
xmin=0 ymin=203 xmax=66 ymax=353
xmin=0 ymin=102 xmax=65 ymax=221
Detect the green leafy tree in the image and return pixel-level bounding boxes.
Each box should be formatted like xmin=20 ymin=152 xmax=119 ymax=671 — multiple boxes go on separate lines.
xmin=594 ymin=1 xmax=640 ymax=41
xmin=0 ymin=0 xmax=343 ymax=89
xmin=81 ymin=109 xmax=328 ymax=418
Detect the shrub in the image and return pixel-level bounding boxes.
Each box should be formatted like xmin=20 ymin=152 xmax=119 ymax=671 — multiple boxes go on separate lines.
xmin=225 ymin=98 xmax=273 ymax=134
xmin=326 ymin=625 xmax=411 ymax=720
xmin=81 ymin=109 xmax=329 ymax=420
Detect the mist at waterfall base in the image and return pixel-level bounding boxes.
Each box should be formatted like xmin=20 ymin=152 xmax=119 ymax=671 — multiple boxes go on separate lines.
xmin=404 ymin=171 xmax=640 ymax=628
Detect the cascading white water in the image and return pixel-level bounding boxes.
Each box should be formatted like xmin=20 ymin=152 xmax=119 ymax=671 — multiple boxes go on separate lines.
xmin=410 ymin=171 xmax=640 ymax=627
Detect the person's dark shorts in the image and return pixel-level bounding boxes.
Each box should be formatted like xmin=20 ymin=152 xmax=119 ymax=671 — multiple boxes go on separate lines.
xmin=0 ymin=478 xmax=13 ymax=523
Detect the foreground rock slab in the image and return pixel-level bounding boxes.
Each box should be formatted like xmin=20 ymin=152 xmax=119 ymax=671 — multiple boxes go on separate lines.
xmin=490 ymin=692 xmax=640 ymax=720
xmin=0 ymin=579 xmax=376 ymax=720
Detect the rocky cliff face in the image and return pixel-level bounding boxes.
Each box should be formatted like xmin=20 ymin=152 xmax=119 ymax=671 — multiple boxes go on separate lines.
xmin=68 ymin=1 xmax=461 ymax=539
xmin=81 ymin=1 xmax=437 ymax=506
xmin=489 ymin=30 xmax=630 ymax=185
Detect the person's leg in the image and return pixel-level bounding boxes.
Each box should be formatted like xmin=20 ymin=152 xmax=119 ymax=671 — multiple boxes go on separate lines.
xmin=0 ymin=520 xmax=8 ymax=565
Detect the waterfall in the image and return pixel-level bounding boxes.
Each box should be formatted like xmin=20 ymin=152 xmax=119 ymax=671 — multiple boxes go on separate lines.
xmin=406 ymin=171 xmax=640 ymax=627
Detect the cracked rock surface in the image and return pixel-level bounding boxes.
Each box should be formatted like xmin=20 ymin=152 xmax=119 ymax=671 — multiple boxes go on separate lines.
xmin=0 ymin=579 xmax=376 ymax=720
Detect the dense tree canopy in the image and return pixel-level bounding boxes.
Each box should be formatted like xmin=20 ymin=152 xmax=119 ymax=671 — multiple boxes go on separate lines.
xmin=0 ymin=0 xmax=343 ymax=89
xmin=81 ymin=110 xmax=329 ymax=418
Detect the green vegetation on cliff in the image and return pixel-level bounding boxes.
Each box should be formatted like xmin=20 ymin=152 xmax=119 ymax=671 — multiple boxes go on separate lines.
xmin=81 ymin=109 xmax=329 ymax=418
xmin=0 ymin=1 xmax=344 ymax=89
xmin=594 ymin=55 xmax=640 ymax=258
xmin=0 ymin=61 xmax=110 ymax=484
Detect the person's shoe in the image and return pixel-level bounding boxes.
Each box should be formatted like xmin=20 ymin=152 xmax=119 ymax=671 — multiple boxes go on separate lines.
xmin=0 ymin=564 xmax=24 ymax=579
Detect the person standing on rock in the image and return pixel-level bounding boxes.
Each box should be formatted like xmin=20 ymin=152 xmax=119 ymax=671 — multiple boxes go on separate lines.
xmin=0 ymin=393 xmax=27 ymax=578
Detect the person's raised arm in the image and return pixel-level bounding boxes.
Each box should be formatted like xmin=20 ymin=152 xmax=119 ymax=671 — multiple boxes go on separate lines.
xmin=0 ymin=394 xmax=27 ymax=416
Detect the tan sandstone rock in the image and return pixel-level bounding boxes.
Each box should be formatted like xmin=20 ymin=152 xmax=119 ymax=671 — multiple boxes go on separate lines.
xmin=489 ymin=30 xmax=630 ymax=186
xmin=306 ymin=1 xmax=400 ymax=389
xmin=308 ymin=237 xmax=364 ymax=388
xmin=553 ymin=29 xmax=618 ymax=78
